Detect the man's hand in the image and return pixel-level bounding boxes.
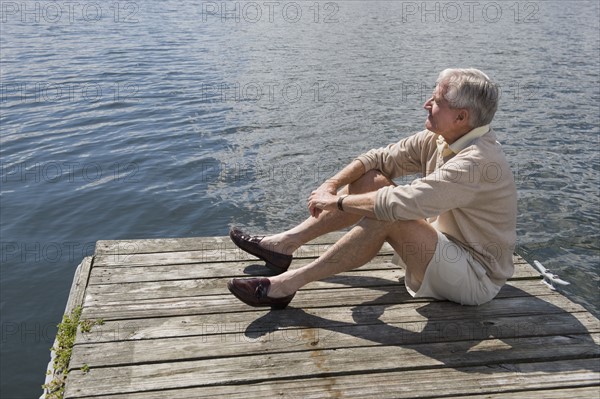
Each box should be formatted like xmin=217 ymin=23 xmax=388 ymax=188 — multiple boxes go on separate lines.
xmin=308 ymin=180 xmax=339 ymax=218
xmin=306 ymin=161 xmax=367 ymax=218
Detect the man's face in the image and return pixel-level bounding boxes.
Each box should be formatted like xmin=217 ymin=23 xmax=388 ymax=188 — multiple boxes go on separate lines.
xmin=423 ymin=84 xmax=464 ymax=141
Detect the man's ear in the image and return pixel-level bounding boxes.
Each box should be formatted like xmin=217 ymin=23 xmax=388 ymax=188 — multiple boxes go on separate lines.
xmin=457 ymin=109 xmax=469 ymax=124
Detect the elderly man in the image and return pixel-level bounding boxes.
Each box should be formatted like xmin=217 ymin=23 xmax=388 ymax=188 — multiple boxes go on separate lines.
xmin=228 ymin=68 xmax=517 ymax=309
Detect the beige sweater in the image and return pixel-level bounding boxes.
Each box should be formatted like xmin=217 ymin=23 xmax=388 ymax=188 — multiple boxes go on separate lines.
xmin=355 ymin=128 xmax=518 ymax=284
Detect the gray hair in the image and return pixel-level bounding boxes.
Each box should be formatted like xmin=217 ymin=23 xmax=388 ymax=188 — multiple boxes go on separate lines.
xmin=436 ymin=68 xmax=499 ymax=128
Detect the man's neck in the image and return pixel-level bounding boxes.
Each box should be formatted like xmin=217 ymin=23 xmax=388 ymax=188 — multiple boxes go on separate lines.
xmin=442 ymin=126 xmax=473 ymax=144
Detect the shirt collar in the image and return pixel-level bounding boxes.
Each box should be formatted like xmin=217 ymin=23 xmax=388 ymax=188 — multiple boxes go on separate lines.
xmin=442 ymin=124 xmax=491 ymax=154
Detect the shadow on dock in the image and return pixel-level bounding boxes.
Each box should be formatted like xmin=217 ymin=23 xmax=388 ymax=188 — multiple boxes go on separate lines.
xmin=245 ymin=275 xmax=599 ymax=374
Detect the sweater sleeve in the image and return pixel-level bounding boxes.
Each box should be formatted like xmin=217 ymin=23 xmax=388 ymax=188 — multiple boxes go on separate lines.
xmin=374 ymin=156 xmax=482 ymax=221
xmin=355 ymin=130 xmax=431 ymax=179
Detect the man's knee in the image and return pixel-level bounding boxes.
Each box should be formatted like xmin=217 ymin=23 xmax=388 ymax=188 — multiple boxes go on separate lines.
xmin=348 ymin=170 xmax=394 ymax=194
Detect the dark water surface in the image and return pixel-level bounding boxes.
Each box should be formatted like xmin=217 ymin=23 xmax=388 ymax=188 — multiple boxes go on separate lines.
xmin=1 ymin=1 xmax=598 ymax=397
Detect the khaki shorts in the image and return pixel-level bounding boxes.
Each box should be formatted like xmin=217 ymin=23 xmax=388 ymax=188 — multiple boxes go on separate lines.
xmin=404 ymin=230 xmax=503 ymax=305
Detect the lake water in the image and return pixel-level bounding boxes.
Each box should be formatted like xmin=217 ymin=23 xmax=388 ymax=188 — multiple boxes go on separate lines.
xmin=1 ymin=1 xmax=598 ymax=397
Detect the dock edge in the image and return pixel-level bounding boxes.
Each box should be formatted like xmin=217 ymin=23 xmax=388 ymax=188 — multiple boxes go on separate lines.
xmin=40 ymin=256 xmax=93 ymax=399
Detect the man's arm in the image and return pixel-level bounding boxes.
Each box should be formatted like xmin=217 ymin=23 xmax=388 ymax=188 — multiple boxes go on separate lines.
xmin=320 ymin=159 xmax=366 ymax=193
xmin=308 ymin=159 xmax=378 ymax=219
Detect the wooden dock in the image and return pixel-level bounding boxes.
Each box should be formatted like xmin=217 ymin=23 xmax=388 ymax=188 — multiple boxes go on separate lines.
xmin=47 ymin=233 xmax=599 ymax=398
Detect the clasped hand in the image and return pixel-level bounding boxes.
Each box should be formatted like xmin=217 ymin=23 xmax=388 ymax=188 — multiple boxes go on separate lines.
xmin=308 ymin=181 xmax=338 ymax=218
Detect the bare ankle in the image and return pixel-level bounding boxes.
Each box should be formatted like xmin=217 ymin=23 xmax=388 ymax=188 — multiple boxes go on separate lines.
xmin=261 ymin=234 xmax=300 ymax=256
xmin=268 ymin=277 xmax=296 ymax=298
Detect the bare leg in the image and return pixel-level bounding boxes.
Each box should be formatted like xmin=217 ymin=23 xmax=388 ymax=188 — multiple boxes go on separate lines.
xmin=268 ymin=217 xmax=439 ymax=298
xmin=260 ymin=170 xmax=394 ymax=255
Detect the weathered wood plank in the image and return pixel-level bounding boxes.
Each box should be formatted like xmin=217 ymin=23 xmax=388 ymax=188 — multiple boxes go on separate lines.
xmin=64 ymin=358 xmax=600 ymax=399
xmin=79 ymin=286 xmax=419 ymax=321
xmin=93 ymin=239 xmax=529 ymax=269
xmin=86 ymin=255 xmax=395 ymax=285
xmin=75 ymin=294 xmax=594 ymax=345
xmin=96 ymin=236 xmax=232 ymax=255
xmin=65 ymin=257 xmax=93 ymax=314
xmin=64 ymin=334 xmax=600 ymax=397
xmin=447 ymin=386 xmax=600 ymax=399
xmin=94 ymin=232 xmax=347 ymax=255
xmin=95 ymin=233 xmax=532 ymax=267
xmin=86 ymin=257 xmax=539 ymax=288
xmin=92 ymin=242 xmax=398 ymax=267
xmin=84 ymin=268 xmax=402 ymax=304
xmin=83 ymin=265 xmax=540 ymax=306
xmin=79 ymin=279 xmax=582 ymax=322
xmin=92 ymin=251 xmax=530 ymax=271
xmin=70 ymin=311 xmax=600 ymax=369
